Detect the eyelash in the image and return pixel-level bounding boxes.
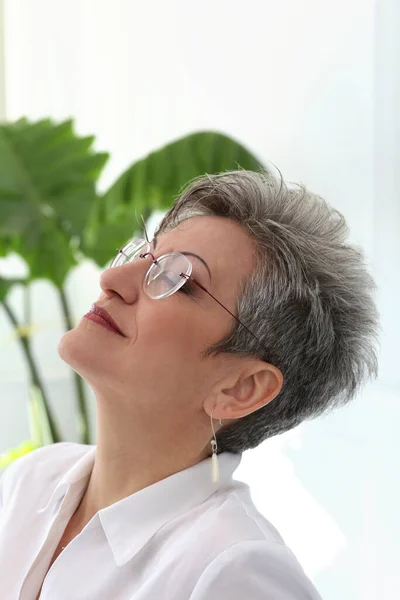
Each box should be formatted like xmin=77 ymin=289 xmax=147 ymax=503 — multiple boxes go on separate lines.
xmin=178 ymin=280 xmax=195 ymax=295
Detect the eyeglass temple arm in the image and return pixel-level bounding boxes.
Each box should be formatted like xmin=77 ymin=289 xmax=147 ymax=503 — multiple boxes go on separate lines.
xmin=180 ymin=273 xmax=260 ymax=345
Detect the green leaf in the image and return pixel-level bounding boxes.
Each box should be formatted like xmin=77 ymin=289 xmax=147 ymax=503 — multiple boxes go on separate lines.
xmin=104 ymin=131 xmax=264 ymax=213
xmin=14 ymin=219 xmax=77 ymax=287
xmin=85 ymin=131 xmax=265 ymax=265
xmin=0 ymin=118 xmax=109 ymax=285
xmin=0 ymin=276 xmax=27 ymax=301
xmin=83 ymin=220 xmax=139 ymax=267
xmin=0 ymin=276 xmax=13 ymax=301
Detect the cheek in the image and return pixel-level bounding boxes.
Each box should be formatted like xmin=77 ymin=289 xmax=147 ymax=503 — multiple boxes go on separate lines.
xmin=116 ymin=305 xmax=205 ymax=399
xmin=125 ymin=299 xmax=223 ymax=384
xmin=119 ymin=290 xmax=234 ymax=372
xmin=135 ymin=302 xmax=204 ymax=359
xmin=142 ymin=297 xmax=233 ymax=359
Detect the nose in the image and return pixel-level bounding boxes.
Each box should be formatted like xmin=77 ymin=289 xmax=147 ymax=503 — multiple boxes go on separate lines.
xmin=99 ymin=258 xmax=149 ymax=304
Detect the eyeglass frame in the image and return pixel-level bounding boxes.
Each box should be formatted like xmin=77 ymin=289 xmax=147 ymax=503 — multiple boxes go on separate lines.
xmin=113 ymin=237 xmax=265 ymax=353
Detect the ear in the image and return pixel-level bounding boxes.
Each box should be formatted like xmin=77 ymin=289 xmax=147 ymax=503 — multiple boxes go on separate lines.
xmin=209 ymin=361 xmax=283 ymax=422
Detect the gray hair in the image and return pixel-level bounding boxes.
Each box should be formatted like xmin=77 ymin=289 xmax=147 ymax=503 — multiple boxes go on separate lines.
xmin=154 ymin=169 xmax=380 ymax=454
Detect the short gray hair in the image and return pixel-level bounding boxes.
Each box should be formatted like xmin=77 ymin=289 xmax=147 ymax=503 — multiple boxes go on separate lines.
xmin=155 ymin=169 xmax=380 ymax=454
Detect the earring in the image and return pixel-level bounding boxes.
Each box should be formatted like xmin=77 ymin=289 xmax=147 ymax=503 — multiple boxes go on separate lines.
xmin=210 ymin=406 xmax=223 ymax=483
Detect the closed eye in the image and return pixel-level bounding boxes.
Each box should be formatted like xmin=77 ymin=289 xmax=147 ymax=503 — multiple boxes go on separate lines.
xmin=161 ymin=274 xmax=195 ymax=295
xmin=178 ymin=279 xmax=196 ymax=295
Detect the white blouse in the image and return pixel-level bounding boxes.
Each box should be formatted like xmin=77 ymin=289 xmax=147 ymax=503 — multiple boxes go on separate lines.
xmin=0 ymin=442 xmax=322 ymax=599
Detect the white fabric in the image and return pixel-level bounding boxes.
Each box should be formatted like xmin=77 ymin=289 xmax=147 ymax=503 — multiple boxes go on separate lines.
xmin=0 ymin=442 xmax=322 ymax=599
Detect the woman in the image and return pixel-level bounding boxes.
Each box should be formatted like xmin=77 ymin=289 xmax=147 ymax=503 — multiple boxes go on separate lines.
xmin=0 ymin=169 xmax=379 ymax=599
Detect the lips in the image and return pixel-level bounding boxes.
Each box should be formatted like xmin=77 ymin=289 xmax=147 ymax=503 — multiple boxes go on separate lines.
xmin=88 ymin=304 xmax=126 ymax=337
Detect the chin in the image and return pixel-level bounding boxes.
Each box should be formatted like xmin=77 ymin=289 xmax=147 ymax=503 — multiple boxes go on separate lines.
xmin=57 ymin=321 xmax=104 ymax=379
xmin=58 ymin=327 xmax=86 ymax=374
xmin=58 ymin=319 xmax=128 ymax=390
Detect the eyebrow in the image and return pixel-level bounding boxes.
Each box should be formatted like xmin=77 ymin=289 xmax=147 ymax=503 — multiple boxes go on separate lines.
xmin=152 ymin=235 xmax=212 ymax=281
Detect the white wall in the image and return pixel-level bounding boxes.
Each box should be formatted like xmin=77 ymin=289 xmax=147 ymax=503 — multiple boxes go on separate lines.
xmin=1 ymin=1 xmax=399 ymax=599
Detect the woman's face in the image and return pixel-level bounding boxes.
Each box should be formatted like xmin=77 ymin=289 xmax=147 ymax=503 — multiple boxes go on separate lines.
xmin=58 ymin=215 xmax=257 ymax=423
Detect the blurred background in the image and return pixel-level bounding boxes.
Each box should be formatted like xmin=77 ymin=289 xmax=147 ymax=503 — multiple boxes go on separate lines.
xmin=0 ymin=1 xmax=399 ymax=599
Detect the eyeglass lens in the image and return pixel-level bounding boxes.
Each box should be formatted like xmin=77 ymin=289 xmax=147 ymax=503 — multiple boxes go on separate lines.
xmin=111 ymin=239 xmax=192 ymax=300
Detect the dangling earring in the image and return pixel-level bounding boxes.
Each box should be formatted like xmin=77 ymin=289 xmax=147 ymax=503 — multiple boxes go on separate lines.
xmin=210 ymin=406 xmax=223 ymax=483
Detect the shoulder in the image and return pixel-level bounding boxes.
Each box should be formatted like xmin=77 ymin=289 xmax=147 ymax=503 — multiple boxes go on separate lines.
xmin=186 ymin=485 xmax=322 ymax=598
xmin=0 ymin=442 xmax=92 ymax=507
xmin=190 ymin=539 xmax=322 ymax=600
xmin=212 ymin=483 xmax=287 ymax=545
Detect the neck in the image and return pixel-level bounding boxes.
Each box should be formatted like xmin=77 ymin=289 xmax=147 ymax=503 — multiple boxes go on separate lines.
xmin=74 ymin=400 xmax=211 ymax=526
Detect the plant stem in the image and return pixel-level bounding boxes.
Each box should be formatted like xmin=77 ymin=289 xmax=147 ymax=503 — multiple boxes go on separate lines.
xmin=1 ymin=298 xmax=62 ymax=442
xmin=57 ymin=286 xmax=91 ymax=444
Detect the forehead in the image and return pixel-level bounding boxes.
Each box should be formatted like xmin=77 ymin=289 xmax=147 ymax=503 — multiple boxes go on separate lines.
xmin=154 ymin=216 xmax=256 ymax=288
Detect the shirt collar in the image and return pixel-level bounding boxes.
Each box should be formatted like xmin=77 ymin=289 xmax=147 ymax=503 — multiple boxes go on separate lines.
xmin=38 ymin=446 xmax=242 ymax=567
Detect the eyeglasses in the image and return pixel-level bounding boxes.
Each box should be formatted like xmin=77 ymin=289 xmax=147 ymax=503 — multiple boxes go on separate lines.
xmin=110 ymin=237 xmax=264 ymax=350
